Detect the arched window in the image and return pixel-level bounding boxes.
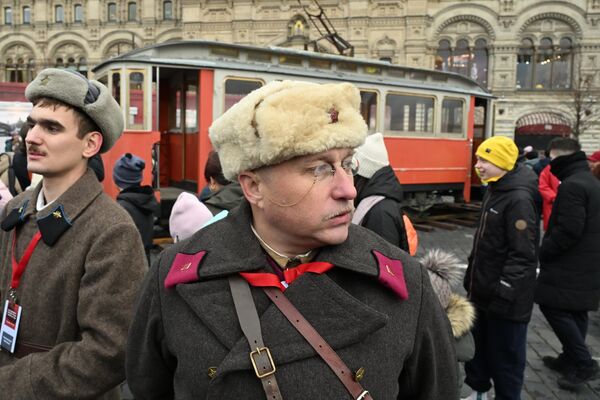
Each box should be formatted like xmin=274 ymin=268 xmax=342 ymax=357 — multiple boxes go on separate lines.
xmin=287 ymin=16 xmax=309 ymax=40
xmin=516 ymin=38 xmax=534 ymax=89
xmin=516 ymin=37 xmax=572 ymax=90
xmin=553 ymin=37 xmax=572 ymax=89
xmin=74 ymin=4 xmax=83 ymax=23
xmin=435 ymin=40 xmax=451 ymax=71
xmin=435 ymin=38 xmax=488 ymax=86
xmin=163 ymin=0 xmax=173 ymax=20
xmin=55 ymin=58 xmax=64 ymax=67
xmin=108 ymin=3 xmax=117 ymax=22
xmin=534 ymin=37 xmax=553 ymax=89
xmin=55 ymin=5 xmax=64 ymax=23
xmin=128 ymin=2 xmax=137 ymax=21
xmin=22 ymin=6 xmax=31 ymax=24
xmin=452 ymin=39 xmax=470 ymax=77
xmin=472 ymin=39 xmax=488 ymax=87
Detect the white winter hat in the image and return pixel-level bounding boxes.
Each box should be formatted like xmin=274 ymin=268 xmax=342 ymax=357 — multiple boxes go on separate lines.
xmin=354 ymin=132 xmax=389 ymax=179
xmin=209 ymin=80 xmax=367 ymax=181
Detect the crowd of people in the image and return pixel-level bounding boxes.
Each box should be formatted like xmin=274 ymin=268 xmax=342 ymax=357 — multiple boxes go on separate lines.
xmin=0 ymin=68 xmax=599 ymax=400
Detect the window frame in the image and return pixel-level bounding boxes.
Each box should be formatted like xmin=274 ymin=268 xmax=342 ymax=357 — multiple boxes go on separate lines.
xmin=440 ymin=97 xmax=466 ymax=138
xmin=358 ymin=88 xmax=380 ymax=134
xmin=128 ymin=2 xmax=137 ymax=22
xmin=55 ymin=4 xmax=64 ymax=23
xmin=74 ymin=4 xmax=83 ymax=23
xmin=384 ymin=91 xmax=436 ymax=137
xmin=107 ymin=2 xmax=117 ymax=22
xmin=22 ymin=6 xmax=31 ymax=25
xmin=222 ymin=76 xmax=265 ymax=113
xmin=163 ymin=0 xmax=173 ymax=20
xmin=4 ymin=7 xmax=12 ymax=25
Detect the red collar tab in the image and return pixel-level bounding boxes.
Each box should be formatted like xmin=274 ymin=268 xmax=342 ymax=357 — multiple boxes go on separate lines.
xmin=164 ymin=251 xmax=206 ymax=289
xmin=240 ymin=261 xmax=334 ymax=291
xmin=373 ymin=250 xmax=408 ymax=300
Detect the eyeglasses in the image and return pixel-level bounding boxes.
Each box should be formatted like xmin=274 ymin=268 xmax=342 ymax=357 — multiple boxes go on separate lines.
xmin=311 ymin=157 xmax=360 ymax=182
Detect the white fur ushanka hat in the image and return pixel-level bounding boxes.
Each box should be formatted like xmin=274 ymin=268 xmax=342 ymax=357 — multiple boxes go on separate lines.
xmin=209 ymin=80 xmax=368 ymax=181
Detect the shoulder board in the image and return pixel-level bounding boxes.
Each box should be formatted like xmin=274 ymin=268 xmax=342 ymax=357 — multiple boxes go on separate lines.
xmin=373 ymin=250 xmax=408 ymax=300
xmin=1 ymin=200 xmax=29 ymax=231
xmin=164 ymin=251 xmax=207 ymax=289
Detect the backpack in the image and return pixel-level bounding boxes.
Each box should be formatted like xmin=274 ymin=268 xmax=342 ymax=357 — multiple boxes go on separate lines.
xmin=352 ymin=195 xmax=418 ymax=256
xmin=0 ymin=153 xmax=21 ymax=196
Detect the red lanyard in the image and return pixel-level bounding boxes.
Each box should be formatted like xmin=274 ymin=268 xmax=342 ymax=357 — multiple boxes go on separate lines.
xmin=11 ymin=230 xmax=42 ymax=290
xmin=240 ymin=262 xmax=334 ymax=291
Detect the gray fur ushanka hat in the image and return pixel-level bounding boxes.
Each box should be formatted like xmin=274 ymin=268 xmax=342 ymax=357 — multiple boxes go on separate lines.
xmin=25 ymin=68 xmax=123 ymax=153
xmin=209 ymin=80 xmax=368 ymax=181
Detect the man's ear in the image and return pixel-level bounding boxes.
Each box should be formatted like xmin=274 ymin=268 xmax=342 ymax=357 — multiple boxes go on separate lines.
xmin=82 ymin=131 xmax=103 ymax=159
xmin=238 ymin=171 xmax=264 ymax=208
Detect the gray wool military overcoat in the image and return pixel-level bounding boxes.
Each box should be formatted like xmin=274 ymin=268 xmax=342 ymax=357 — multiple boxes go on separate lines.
xmin=0 ymin=169 xmax=147 ymax=399
xmin=127 ymin=200 xmax=459 ymax=399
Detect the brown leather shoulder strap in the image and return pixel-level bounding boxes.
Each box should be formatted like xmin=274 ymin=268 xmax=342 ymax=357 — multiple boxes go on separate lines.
xmin=263 ymin=287 xmax=373 ymax=400
xmin=228 ymin=275 xmax=283 ymax=400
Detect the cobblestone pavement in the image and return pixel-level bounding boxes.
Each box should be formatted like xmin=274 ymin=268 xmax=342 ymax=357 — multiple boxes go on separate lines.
xmin=417 ymin=226 xmax=600 ymax=400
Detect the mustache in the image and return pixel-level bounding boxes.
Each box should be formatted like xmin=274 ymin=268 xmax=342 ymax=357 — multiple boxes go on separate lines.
xmin=27 ymin=145 xmax=45 ymax=155
xmin=323 ymin=206 xmax=354 ymax=221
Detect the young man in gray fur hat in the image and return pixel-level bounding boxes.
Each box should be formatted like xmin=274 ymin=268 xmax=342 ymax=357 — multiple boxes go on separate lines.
xmin=127 ymin=80 xmax=458 ymax=399
xmin=0 ymin=68 xmax=146 ymax=399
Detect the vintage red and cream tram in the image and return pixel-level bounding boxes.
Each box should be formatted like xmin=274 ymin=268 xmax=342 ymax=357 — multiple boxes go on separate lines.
xmin=92 ymin=40 xmax=494 ymax=207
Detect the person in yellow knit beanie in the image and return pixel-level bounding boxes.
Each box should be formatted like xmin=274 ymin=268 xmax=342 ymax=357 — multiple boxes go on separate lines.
xmin=463 ymin=135 xmax=539 ymax=400
xmin=474 ymin=136 xmax=519 ymax=183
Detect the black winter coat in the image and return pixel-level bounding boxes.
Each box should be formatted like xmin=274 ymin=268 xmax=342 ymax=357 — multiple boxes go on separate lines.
xmin=535 ymin=151 xmax=600 ymax=311
xmin=354 ymin=165 xmax=409 ymax=252
xmin=464 ymin=164 xmax=538 ymax=322
xmin=117 ymin=185 xmax=159 ymax=253
xmin=204 ymin=182 xmax=245 ymax=215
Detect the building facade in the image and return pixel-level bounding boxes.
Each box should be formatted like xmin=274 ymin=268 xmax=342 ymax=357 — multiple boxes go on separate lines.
xmin=1 ymin=0 xmax=599 ymax=150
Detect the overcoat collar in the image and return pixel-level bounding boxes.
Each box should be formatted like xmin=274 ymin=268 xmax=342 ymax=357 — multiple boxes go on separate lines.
xmin=175 ymin=200 xmax=381 ymax=280
xmin=1 ymin=169 xmax=103 ymax=246
xmin=172 ymin=200 xmax=399 ymax=383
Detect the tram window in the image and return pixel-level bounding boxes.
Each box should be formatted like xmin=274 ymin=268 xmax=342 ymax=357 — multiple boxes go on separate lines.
xmin=364 ymin=66 xmax=381 ymax=75
xmin=128 ymin=71 xmax=144 ymax=129
xmin=337 ymin=62 xmax=357 ymax=72
xmin=112 ymin=72 xmax=121 ymax=105
xmin=387 ymin=69 xmax=405 ymax=78
xmin=360 ymin=91 xmax=378 ymax=134
xmin=185 ymin=84 xmax=197 ymax=133
xmin=224 ymin=79 xmax=263 ymax=111
xmin=210 ymin=46 xmax=239 ymax=59
xmin=309 ymin=59 xmax=331 ymax=70
xmin=279 ymin=55 xmax=302 ymax=66
xmin=247 ymin=51 xmax=271 ymax=63
xmin=384 ymin=93 xmax=434 ymax=136
xmin=473 ymin=106 xmax=485 ymax=139
xmin=441 ymin=98 xmax=464 ymax=135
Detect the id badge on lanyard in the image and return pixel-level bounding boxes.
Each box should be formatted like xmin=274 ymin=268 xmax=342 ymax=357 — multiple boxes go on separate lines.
xmin=1 ymin=230 xmax=41 ymax=353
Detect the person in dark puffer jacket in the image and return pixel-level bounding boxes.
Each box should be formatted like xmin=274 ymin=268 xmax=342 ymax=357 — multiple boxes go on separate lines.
xmin=114 ymin=153 xmax=159 ymax=266
xmin=352 ymin=132 xmax=409 ymax=253
xmin=536 ymin=138 xmax=600 ymax=391
xmin=462 ymin=136 xmax=538 ymax=400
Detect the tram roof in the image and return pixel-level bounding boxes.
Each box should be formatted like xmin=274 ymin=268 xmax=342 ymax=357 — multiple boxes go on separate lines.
xmin=93 ymin=40 xmax=494 ymax=98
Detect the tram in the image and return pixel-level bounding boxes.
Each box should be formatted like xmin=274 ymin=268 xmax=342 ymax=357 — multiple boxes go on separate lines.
xmin=92 ymin=40 xmax=494 ymax=208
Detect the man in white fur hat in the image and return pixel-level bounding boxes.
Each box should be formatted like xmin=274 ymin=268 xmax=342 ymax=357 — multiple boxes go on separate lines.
xmin=0 ymin=69 xmax=146 ymax=399
xmin=127 ymin=80 xmax=458 ymax=399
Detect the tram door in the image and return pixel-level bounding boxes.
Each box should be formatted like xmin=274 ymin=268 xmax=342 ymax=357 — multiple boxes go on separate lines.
xmin=158 ymin=68 xmax=199 ymax=191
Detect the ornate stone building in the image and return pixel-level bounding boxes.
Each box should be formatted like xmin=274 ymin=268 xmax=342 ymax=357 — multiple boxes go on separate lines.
xmin=1 ymin=0 xmax=599 ymax=150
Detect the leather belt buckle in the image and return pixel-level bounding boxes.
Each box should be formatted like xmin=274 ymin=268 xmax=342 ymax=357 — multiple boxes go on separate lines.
xmin=250 ymin=346 xmax=276 ymax=378
xmin=356 ymin=390 xmax=370 ymax=400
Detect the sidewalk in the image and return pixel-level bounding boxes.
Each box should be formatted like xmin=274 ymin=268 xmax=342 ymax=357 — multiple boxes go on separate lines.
xmin=417 ymin=225 xmax=600 ymax=399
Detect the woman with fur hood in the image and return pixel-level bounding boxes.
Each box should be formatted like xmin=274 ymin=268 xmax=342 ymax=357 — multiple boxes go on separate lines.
xmin=420 ymin=249 xmax=476 ymax=366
